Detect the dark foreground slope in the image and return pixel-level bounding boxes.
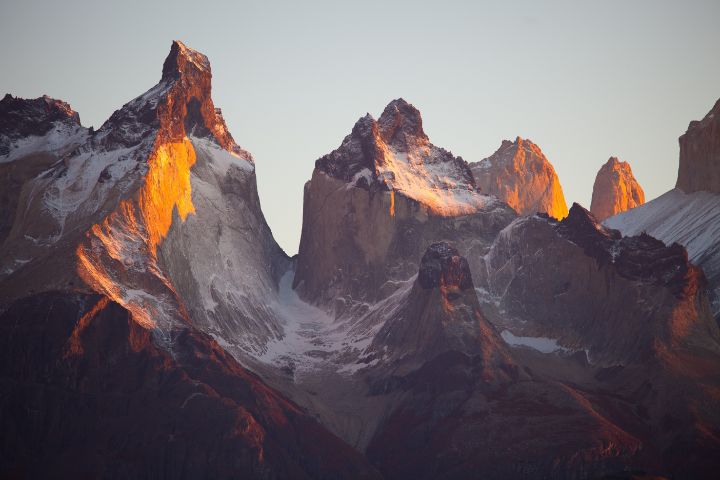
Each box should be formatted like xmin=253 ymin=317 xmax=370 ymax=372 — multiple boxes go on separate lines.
xmin=0 ymin=292 xmax=379 ymax=479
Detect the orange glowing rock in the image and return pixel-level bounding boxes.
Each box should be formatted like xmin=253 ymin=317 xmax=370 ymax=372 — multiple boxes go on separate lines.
xmin=470 ymin=137 xmax=569 ymax=219
xmin=72 ymin=40 xmax=238 ymax=331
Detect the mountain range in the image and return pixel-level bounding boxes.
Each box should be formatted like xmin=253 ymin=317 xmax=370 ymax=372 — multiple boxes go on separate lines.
xmin=1 ymin=41 xmax=719 ymax=479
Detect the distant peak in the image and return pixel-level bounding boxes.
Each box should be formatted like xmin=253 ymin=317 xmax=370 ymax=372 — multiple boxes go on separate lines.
xmin=0 ymin=94 xmax=81 ymax=139
xmin=604 ymin=156 xmax=624 ymax=167
xmin=378 ymin=98 xmax=427 ymax=145
xmin=161 ymin=40 xmax=211 ymax=82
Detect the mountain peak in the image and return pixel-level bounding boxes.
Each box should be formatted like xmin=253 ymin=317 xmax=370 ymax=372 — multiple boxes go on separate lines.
xmin=378 ymin=98 xmax=427 ymax=146
xmin=161 ymin=40 xmax=211 ymax=82
xmin=590 ymin=156 xmax=644 ymax=221
xmin=0 ymin=94 xmax=82 ymax=148
xmin=676 ymin=96 xmax=720 ymax=194
xmin=470 ymin=137 xmax=568 ymax=219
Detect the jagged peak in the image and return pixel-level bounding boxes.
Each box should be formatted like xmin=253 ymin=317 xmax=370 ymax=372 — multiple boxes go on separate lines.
xmin=161 ymin=40 xmax=211 ymax=82
xmin=0 ymin=94 xmax=82 ymax=144
xmin=480 ymin=136 xmax=548 ymax=166
xmin=378 ymin=98 xmax=427 ymax=146
xmin=0 ymin=94 xmax=80 ymax=126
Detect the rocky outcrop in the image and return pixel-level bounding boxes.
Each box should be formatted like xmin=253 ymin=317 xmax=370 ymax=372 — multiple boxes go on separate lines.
xmin=676 ymin=97 xmax=720 ymax=194
xmin=368 ymin=242 xmax=510 ymax=374
xmin=484 ymin=204 xmax=720 ymax=365
xmin=294 ymin=99 xmax=516 ymax=315
xmin=469 ymin=137 xmax=569 ymax=219
xmin=0 ymin=292 xmax=379 ymax=479
xmin=590 ymin=157 xmax=645 ymax=221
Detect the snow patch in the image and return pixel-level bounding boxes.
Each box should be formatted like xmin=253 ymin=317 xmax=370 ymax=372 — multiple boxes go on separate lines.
xmin=500 ymin=330 xmax=572 ymax=354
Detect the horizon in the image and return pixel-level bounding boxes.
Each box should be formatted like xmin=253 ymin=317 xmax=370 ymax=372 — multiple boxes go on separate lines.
xmin=2 ymin=0 xmax=719 ymax=254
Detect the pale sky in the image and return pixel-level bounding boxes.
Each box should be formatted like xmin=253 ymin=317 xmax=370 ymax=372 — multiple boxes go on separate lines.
xmin=1 ymin=0 xmax=719 ymax=254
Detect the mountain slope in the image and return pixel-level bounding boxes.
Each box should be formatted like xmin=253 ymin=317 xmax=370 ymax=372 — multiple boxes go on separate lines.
xmin=0 ymin=292 xmax=379 ymax=479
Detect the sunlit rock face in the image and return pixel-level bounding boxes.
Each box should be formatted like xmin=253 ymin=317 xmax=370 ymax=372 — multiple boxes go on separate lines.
xmin=0 ymin=41 xmax=288 ymax=351
xmin=294 ymin=99 xmax=515 ymax=315
xmin=590 ymin=156 xmax=645 ymax=221
xmin=469 ymin=137 xmax=569 ymax=219
xmin=677 ymin=97 xmax=720 ymax=194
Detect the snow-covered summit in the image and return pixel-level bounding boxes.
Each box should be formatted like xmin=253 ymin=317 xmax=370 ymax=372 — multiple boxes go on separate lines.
xmin=315 ymin=98 xmax=492 ymax=216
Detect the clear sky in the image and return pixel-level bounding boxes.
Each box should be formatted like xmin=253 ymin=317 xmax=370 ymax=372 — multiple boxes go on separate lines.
xmin=1 ymin=0 xmax=719 ymax=254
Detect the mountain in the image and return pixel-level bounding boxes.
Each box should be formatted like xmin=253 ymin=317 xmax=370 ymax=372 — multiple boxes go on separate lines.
xmin=0 ymin=41 xmax=379 ymax=478
xmin=606 ymin=97 xmax=720 ymax=319
xmin=469 ymin=136 xmax=569 ymax=219
xmin=293 ymin=98 xmax=516 ymax=315
xmin=590 ymin=156 xmax=645 ymax=221
xmin=2 ymin=40 xmax=720 ymax=480
xmin=367 ymin=242 xmax=511 ymax=374
xmin=676 ymin=98 xmax=720 ymax=194
xmin=365 ymin=225 xmax=720 ymax=479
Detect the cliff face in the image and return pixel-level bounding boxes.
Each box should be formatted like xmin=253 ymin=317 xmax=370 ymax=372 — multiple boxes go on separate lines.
xmin=484 ymin=204 xmax=719 ymax=366
xmin=293 ymin=99 xmax=516 ymax=315
xmin=469 ymin=137 xmax=569 ymax=219
xmin=590 ymin=157 xmax=645 ymax=221
xmin=677 ymin=97 xmax=720 ymax=194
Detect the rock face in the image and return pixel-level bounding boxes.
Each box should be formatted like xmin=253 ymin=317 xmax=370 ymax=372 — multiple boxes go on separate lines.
xmin=676 ymin=97 xmax=720 ymax=194
xmin=485 ymin=204 xmax=719 ymax=365
xmin=368 ymin=242 xmax=510 ymax=373
xmin=293 ymin=99 xmax=516 ymax=315
xmin=469 ymin=137 xmax=569 ymax=219
xmin=590 ymin=157 xmax=645 ymax=221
